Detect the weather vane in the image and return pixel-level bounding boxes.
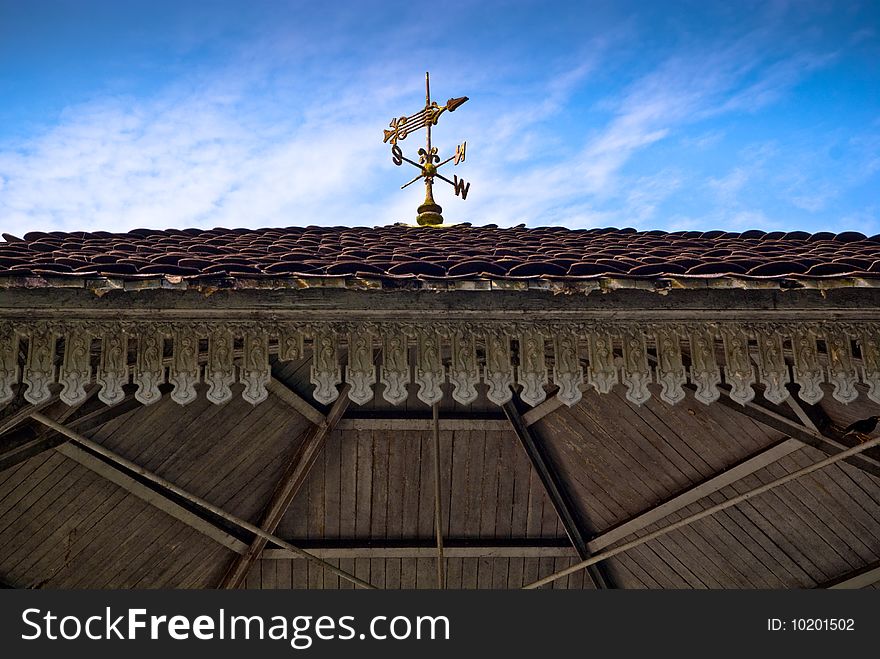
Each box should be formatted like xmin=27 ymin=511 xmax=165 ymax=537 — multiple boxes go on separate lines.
xmin=383 ymin=72 xmax=469 ymax=226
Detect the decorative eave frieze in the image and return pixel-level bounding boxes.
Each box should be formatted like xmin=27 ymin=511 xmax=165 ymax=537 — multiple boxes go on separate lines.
xmin=2 ymin=317 xmax=879 ymax=411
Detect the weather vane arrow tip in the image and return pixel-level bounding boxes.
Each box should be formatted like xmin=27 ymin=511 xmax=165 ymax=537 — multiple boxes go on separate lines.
xmin=445 ymin=96 xmax=468 ymax=112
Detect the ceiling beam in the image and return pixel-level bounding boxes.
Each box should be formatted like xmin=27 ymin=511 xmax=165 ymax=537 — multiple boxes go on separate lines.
xmin=337 ymin=418 xmax=510 ymax=431
xmin=821 ymin=560 xmax=880 ymax=589
xmin=263 ymin=539 xmax=575 ymax=560
xmin=502 ymin=399 xmax=615 ymax=589
xmin=217 ymin=383 xmax=353 ymax=589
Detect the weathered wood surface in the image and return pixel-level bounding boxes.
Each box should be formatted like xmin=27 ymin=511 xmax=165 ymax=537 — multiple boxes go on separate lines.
xmin=219 ymin=384 xmax=351 ymax=588
xmin=1 ymin=352 xmax=878 ymax=590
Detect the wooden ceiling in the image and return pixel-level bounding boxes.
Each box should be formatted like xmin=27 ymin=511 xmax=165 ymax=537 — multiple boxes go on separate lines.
xmin=1 ymin=353 xmax=879 ymax=590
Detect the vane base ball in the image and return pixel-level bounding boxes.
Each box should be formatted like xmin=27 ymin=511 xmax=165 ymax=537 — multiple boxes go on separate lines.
xmin=416 ymin=201 xmax=444 ymax=227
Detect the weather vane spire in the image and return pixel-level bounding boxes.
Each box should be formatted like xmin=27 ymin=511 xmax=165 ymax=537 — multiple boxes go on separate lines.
xmin=383 ymin=72 xmax=469 ymax=226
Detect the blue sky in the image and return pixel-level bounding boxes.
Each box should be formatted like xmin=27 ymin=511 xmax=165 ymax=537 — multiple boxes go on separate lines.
xmin=0 ymin=0 xmax=878 ymax=234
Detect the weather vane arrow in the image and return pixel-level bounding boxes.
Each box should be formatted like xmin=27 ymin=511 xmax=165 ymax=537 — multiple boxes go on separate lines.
xmin=383 ymin=72 xmax=469 ymax=226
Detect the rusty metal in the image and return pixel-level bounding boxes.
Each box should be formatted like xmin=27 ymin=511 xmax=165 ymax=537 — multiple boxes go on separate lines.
xmin=383 ymin=72 xmax=470 ymax=226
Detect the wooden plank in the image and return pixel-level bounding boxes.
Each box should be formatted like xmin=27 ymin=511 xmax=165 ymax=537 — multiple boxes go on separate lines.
xmin=522 ymin=431 xmax=880 ymax=589
xmin=31 ymin=412 xmax=377 ymax=590
xmin=0 ymin=387 xmax=136 ymax=473
xmin=546 ymin=404 xmax=703 ymax=586
xmin=478 ymin=431 xmax=501 ymax=589
xmin=218 ymin=386 xmax=351 ymax=588
xmin=460 ymin=430 xmax=482 ymax=589
xmin=323 ymin=431 xmax=342 ymax=589
xmin=502 ymin=400 xmax=613 ymax=589
xmin=520 ymin=386 xmax=581 ymax=427
xmin=384 ymin=423 xmax=405 ymax=590
xmin=642 ymin=395 xmax=814 ymax=586
xmin=336 ymin=429 xmax=358 ymax=590
xmin=370 ymin=430 xmax=388 ymax=589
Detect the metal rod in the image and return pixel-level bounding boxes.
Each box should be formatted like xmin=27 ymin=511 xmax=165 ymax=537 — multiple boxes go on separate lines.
xmin=523 ymin=432 xmax=880 ymax=589
xmin=29 ymin=411 xmax=377 ymax=590
xmin=432 ymin=402 xmax=445 ymax=588
xmin=425 ymin=71 xmax=432 ymax=153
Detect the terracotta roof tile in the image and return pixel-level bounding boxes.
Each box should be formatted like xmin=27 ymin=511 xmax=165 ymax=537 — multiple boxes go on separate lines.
xmin=2 ymin=224 xmax=880 ymax=283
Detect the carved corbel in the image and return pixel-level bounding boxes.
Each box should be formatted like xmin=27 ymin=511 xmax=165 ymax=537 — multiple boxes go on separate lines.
xmin=449 ymin=331 xmax=479 ymax=405
xmin=380 ymin=331 xmax=410 ymax=405
xmin=552 ymin=331 xmax=583 ymax=407
xmin=654 ymin=328 xmax=686 ymax=405
xmin=59 ymin=330 xmax=92 ymax=406
xmin=825 ymin=329 xmax=858 ymax=404
xmin=205 ymin=329 xmax=235 ymax=405
xmin=310 ymin=331 xmax=342 ymax=404
xmin=621 ymin=330 xmax=651 ymax=405
xmin=241 ymin=331 xmax=270 ymax=405
xmin=0 ymin=328 xmax=19 ymax=407
xmin=586 ymin=332 xmax=617 ymax=395
xmin=23 ymin=329 xmax=56 ymax=405
xmin=96 ymin=333 xmax=128 ymax=405
xmin=484 ymin=332 xmax=514 ymax=405
xmin=346 ymin=332 xmax=375 ymax=405
xmin=133 ymin=331 xmax=165 ymax=405
xmin=721 ymin=327 xmax=756 ymax=405
xmin=279 ymin=329 xmax=304 ymax=362
xmin=791 ymin=329 xmax=824 ymax=404
xmin=415 ymin=330 xmax=445 ymax=406
xmin=859 ymin=330 xmax=880 ymax=404
xmin=518 ymin=330 xmax=548 ymax=407
xmin=755 ymin=330 xmax=790 ymax=405
xmin=688 ymin=328 xmax=721 ymax=405
xmin=169 ymin=328 xmax=200 ymax=405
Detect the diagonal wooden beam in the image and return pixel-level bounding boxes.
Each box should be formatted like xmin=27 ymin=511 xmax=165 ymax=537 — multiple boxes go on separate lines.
xmin=712 ymin=390 xmax=880 ymax=479
xmin=587 ymin=435 xmax=804 ymax=553
xmin=29 ymin=411 xmax=376 ymax=589
xmin=267 ymin=377 xmax=325 ymax=426
xmin=0 ymin=386 xmax=166 ymax=472
xmin=502 ymin=399 xmax=615 ymax=589
xmin=55 ymin=441 xmax=248 ymax=553
xmin=784 ymin=389 xmax=880 ymax=464
xmin=821 ymin=560 xmax=880 ymax=589
xmin=524 ymin=430 xmax=880 ymax=589
xmin=218 ymin=383 xmax=353 ymax=589
xmin=0 ymin=394 xmax=60 ymax=438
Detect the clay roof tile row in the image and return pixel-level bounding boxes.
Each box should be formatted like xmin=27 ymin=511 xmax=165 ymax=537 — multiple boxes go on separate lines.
xmin=2 ymin=224 xmax=879 ymax=282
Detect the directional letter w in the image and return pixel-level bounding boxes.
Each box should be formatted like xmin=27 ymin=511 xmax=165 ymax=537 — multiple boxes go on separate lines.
xmin=453 ymin=175 xmax=470 ymax=200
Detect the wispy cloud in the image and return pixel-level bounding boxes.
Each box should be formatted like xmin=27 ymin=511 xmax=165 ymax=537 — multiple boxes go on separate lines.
xmin=0 ymin=1 xmax=875 ymax=234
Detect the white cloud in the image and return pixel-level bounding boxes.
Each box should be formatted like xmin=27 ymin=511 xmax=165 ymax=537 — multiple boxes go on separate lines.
xmin=0 ymin=5 xmax=864 ymax=235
